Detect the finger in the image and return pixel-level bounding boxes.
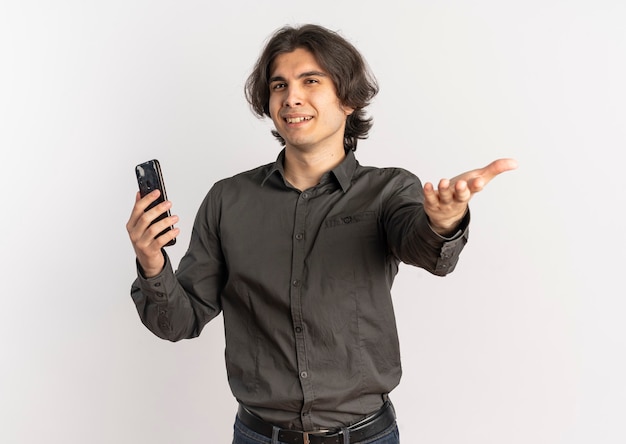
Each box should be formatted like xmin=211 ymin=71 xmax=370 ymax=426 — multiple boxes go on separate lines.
xmin=137 ymin=200 xmax=174 ymax=236
xmin=466 ymin=176 xmax=485 ymax=193
xmin=469 ymin=158 xmax=517 ymax=191
xmin=138 ymin=189 xmax=162 ymax=210
xmin=142 ymin=217 xmax=179 ymax=244
xmin=127 ymin=190 xmax=161 ymax=228
xmin=453 ymin=180 xmax=471 ymax=202
xmin=156 ymin=227 xmax=180 ymax=247
xmin=481 ymin=158 xmax=518 ymax=181
xmin=451 ymin=158 xmax=518 ymax=190
xmin=423 ymin=182 xmax=439 ymax=206
xmin=134 ymin=213 xmax=179 ymax=251
xmin=127 ymin=198 xmax=172 ymax=246
xmin=146 ymin=214 xmax=179 ymax=238
xmin=437 ymin=179 xmax=453 ymax=204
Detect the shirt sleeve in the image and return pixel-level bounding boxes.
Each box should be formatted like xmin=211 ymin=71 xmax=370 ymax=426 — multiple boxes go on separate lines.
xmin=130 ymin=188 xmax=226 ymax=341
xmin=383 ymin=169 xmax=470 ymax=276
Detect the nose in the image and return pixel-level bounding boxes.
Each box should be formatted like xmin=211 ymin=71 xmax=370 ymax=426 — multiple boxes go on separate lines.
xmin=284 ymin=85 xmax=303 ymax=107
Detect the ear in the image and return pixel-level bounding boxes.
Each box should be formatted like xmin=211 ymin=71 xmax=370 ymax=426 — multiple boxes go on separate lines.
xmin=342 ymin=104 xmax=355 ymax=116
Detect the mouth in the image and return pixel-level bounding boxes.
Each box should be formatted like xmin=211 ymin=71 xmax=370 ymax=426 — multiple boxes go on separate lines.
xmin=284 ymin=116 xmax=312 ymax=124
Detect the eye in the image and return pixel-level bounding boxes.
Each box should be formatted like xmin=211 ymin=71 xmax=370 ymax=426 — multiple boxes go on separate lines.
xmin=305 ymin=78 xmax=319 ymax=84
xmin=271 ymin=82 xmax=287 ymax=91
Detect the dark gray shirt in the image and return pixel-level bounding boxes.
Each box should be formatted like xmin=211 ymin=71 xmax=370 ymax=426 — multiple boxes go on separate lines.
xmin=131 ymin=150 xmax=469 ymax=430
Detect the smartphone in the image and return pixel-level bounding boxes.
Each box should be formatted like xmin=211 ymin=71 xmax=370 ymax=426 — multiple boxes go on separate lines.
xmin=135 ymin=159 xmax=176 ymax=246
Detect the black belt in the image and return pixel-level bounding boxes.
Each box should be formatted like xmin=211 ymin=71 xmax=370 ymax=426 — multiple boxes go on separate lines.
xmin=237 ymin=402 xmax=396 ymax=444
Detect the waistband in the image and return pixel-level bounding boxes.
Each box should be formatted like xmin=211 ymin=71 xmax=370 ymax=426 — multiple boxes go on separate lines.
xmin=237 ymin=402 xmax=396 ymax=444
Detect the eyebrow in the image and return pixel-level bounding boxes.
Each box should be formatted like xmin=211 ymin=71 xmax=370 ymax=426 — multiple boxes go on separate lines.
xmin=269 ymin=71 xmax=328 ymax=83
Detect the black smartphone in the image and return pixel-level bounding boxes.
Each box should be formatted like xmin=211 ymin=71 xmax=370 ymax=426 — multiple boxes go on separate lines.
xmin=135 ymin=159 xmax=176 ymax=246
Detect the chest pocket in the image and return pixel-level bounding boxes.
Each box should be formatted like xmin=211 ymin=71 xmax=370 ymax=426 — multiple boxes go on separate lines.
xmin=317 ymin=210 xmax=384 ymax=282
xmin=319 ymin=211 xmax=381 ymax=260
xmin=324 ymin=211 xmax=377 ymax=228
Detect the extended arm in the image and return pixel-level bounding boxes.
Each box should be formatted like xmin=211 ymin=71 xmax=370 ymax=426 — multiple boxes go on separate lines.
xmin=126 ymin=190 xmax=224 ymax=341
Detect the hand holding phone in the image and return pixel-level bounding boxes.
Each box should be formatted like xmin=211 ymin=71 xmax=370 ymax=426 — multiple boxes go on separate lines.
xmin=135 ymin=159 xmax=176 ymax=247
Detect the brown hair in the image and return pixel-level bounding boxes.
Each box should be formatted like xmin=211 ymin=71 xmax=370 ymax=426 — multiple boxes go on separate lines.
xmin=244 ymin=24 xmax=379 ymax=152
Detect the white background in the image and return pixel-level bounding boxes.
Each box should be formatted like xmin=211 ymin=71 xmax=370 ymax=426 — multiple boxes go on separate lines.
xmin=1 ymin=1 xmax=624 ymax=443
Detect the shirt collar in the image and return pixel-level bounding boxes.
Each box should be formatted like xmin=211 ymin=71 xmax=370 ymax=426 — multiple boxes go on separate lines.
xmin=331 ymin=150 xmax=357 ymax=192
xmin=261 ymin=149 xmax=357 ymax=193
xmin=261 ymin=150 xmax=287 ymax=187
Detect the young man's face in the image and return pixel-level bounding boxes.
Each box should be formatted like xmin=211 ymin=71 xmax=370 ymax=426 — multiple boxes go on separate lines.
xmin=268 ymin=48 xmax=353 ymax=154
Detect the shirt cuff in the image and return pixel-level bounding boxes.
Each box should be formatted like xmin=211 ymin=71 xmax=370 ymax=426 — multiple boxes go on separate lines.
xmin=135 ymin=252 xmax=176 ymax=304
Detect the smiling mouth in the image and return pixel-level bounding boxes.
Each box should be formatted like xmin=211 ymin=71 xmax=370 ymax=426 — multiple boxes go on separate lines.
xmin=285 ymin=116 xmax=312 ymax=124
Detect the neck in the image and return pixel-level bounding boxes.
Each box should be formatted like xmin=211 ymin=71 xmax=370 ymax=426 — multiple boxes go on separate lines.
xmin=283 ymin=145 xmax=346 ymax=191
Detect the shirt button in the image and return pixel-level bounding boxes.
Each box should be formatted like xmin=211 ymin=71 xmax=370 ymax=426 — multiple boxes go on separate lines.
xmin=295 ymin=233 xmax=304 ymax=240
xmin=292 ymin=280 xmax=301 ymax=287
xmin=300 ymin=371 xmax=308 ymax=379
xmin=343 ymin=216 xmax=352 ymax=224
xmin=154 ymin=283 xmax=161 ymax=287
xmin=295 ymin=326 xmax=302 ymax=333
xmin=301 ymin=193 xmax=309 ymax=199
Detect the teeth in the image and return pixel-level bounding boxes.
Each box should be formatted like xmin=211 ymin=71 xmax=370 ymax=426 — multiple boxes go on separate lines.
xmin=286 ymin=117 xmax=311 ymax=123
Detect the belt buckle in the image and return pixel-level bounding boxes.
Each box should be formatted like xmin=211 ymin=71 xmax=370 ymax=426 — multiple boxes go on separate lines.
xmin=302 ymin=429 xmax=331 ymax=444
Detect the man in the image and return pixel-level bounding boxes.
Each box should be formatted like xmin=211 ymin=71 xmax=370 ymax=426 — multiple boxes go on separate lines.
xmin=127 ymin=24 xmax=517 ymax=444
